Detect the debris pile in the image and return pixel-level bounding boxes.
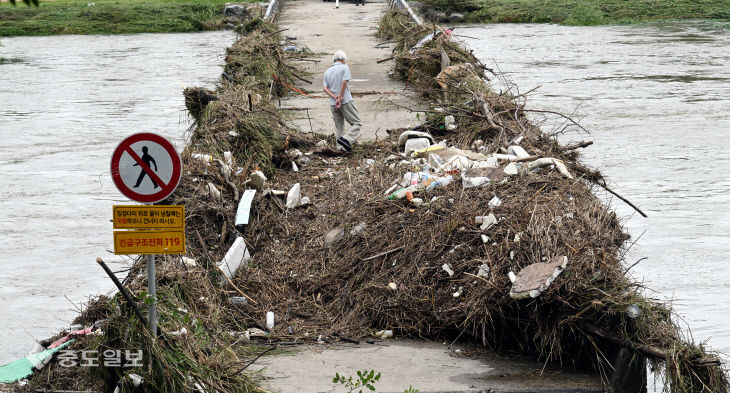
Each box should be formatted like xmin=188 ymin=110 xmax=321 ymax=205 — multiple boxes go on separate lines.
xmin=7 ymin=8 xmax=727 ymax=393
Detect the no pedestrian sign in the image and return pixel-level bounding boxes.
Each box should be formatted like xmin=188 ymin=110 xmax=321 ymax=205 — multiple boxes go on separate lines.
xmin=110 ymin=133 xmax=182 ymax=203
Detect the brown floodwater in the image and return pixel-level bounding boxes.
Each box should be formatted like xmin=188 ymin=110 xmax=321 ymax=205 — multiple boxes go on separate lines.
xmin=0 ymin=31 xmax=233 ymax=364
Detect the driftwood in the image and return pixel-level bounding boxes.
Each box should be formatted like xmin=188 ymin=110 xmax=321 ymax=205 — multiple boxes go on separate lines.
xmin=96 ymin=258 xmax=148 ymax=330
xmin=582 ymin=323 xmax=720 ymax=366
xmin=563 ymin=140 xmax=593 ymax=151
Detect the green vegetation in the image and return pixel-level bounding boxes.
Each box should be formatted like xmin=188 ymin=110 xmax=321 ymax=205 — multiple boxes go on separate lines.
xmin=0 ymin=0 xmax=257 ymax=36
xmin=423 ymin=0 xmax=730 ymax=25
xmin=332 ymin=370 xmax=381 ymax=393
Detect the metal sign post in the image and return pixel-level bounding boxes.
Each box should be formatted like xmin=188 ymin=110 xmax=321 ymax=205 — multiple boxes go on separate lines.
xmin=110 ymin=133 xmax=184 ymax=337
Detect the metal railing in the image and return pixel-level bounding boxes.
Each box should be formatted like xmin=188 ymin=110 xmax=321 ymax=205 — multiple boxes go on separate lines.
xmin=264 ymin=0 xmax=280 ymax=20
xmin=387 ymin=0 xmax=424 ymax=26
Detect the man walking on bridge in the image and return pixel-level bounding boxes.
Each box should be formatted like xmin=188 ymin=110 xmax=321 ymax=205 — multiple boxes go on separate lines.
xmin=323 ymin=50 xmax=361 ymax=152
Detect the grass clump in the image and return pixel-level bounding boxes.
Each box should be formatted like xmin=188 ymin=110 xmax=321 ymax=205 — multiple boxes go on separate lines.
xmin=420 ymin=0 xmax=730 ymax=25
xmin=0 ymin=0 xmax=262 ymax=36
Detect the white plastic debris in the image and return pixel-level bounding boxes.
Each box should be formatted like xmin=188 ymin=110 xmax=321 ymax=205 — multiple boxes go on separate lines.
xmin=191 ymin=153 xmax=213 ymax=165
xmin=375 ymin=329 xmax=393 ymax=339
xmin=397 ymin=130 xmax=434 ymax=146
xmin=404 ymin=137 xmax=432 ymax=156
xmin=292 ymin=161 xmax=299 ymax=172
xmin=452 ymin=286 xmax=463 ymax=297
xmin=217 ymin=237 xmax=250 ymax=284
xmin=507 ymin=145 xmax=530 ymax=158
xmin=442 ymin=263 xmax=454 ymax=277
xmin=206 ymin=182 xmax=221 ymax=198
xmin=234 ymin=189 xmax=256 ymax=226
xmin=300 ymin=196 xmax=310 ymax=205
xmin=128 ymin=374 xmax=143 ymax=387
xmin=350 ymin=222 xmax=367 ymax=235
xmin=488 ymin=196 xmax=502 ymax=209
xmin=169 ymin=328 xmax=188 ymax=336
xmin=266 ymin=311 xmax=275 ymax=330
xmin=285 ymin=183 xmax=302 ymax=209
xmin=479 ymin=213 xmax=498 ymax=230
xmin=248 ymin=170 xmax=267 ymax=191
xmin=527 ymin=158 xmax=573 ymax=179
xmin=317 ymin=139 xmax=328 ymax=147
xmin=503 ymin=162 xmax=518 ymax=175
xmin=514 ymin=232 xmax=523 ymax=242
xmin=508 ymin=271 xmax=517 ymax=283
xmin=477 ymin=264 xmax=490 ymax=278
xmin=324 ymin=228 xmax=344 ymax=247
xmin=388 ymin=282 xmax=398 ymax=290
xmin=364 ymin=158 xmax=375 ymax=166
xmin=444 ymin=115 xmax=457 ymax=130
xmin=480 ymin=234 xmax=489 ymax=244
xmin=626 ymin=304 xmax=641 ymax=319
xmin=181 ymin=257 xmax=197 ymax=267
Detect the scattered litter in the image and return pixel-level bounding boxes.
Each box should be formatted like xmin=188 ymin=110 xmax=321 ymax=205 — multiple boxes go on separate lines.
xmin=285 ymin=183 xmax=302 ymax=209
xmin=452 ymin=286 xmax=463 ymax=298
xmin=388 ymin=282 xmax=398 ymax=290
xmin=477 ymin=264 xmax=490 ymax=278
xmin=230 ymin=297 xmax=248 ymax=305
xmin=488 ymin=196 xmax=502 ymax=209
xmin=404 ymin=137 xmax=432 ymax=156
xmin=206 ymin=182 xmax=221 ymax=198
xmin=507 ymin=145 xmax=530 ymax=158
xmin=480 ymin=234 xmax=489 ymax=244
xmin=503 ymin=162 xmax=518 ymax=175
xmin=350 ymin=222 xmax=367 ymax=235
xmin=266 ymin=311 xmax=275 ymax=330
xmin=374 ymin=329 xmax=393 ymax=339
xmin=324 ymin=228 xmax=344 ymax=247
xmin=217 ymin=237 xmax=250 ymax=284
xmin=514 ymin=232 xmax=523 ymax=242
xmin=317 ymin=139 xmax=328 ymax=147
xmin=248 ymin=170 xmax=267 ymax=190
xmin=398 ymin=130 xmax=434 ymax=146
xmin=528 ymin=158 xmax=573 ymax=179
xmin=626 ymin=304 xmax=641 ymax=319
xmin=234 ymin=189 xmax=256 ymax=226
xmin=300 ymin=196 xmax=311 ymax=205
xmin=442 ymin=263 xmax=454 ymax=277
xmin=169 ymin=328 xmax=188 ymax=336
xmin=510 ymin=256 xmax=568 ymax=299
xmin=477 ymin=213 xmax=498 ymax=230
xmin=444 ymin=115 xmax=457 ymax=130
xmin=292 ymin=161 xmax=299 ymax=172
xmin=181 ymin=257 xmax=197 ymax=267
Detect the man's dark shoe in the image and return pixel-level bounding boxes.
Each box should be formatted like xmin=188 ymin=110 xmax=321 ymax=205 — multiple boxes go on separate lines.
xmin=337 ymin=137 xmax=352 ymax=152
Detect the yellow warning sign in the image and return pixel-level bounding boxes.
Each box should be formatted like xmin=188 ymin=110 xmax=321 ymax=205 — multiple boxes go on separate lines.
xmin=113 ymin=205 xmax=184 ymax=229
xmin=113 ymin=230 xmax=186 ymax=255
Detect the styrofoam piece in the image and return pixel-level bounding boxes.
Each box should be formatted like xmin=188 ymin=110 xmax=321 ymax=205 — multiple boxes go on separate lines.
xmin=507 ymin=145 xmax=530 ymax=158
xmin=404 ymin=137 xmax=432 ymax=156
xmin=286 ymin=183 xmax=301 ymax=209
xmin=235 ymin=189 xmax=256 ymax=226
xmin=397 ymin=130 xmax=434 ymax=146
xmin=217 ymin=237 xmax=250 ymax=284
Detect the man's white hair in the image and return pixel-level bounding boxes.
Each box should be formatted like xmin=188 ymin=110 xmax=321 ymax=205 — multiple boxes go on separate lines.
xmin=333 ymin=50 xmax=347 ymax=63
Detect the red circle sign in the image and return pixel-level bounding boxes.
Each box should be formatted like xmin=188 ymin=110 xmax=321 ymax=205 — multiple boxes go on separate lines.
xmin=110 ymin=133 xmax=182 ymax=203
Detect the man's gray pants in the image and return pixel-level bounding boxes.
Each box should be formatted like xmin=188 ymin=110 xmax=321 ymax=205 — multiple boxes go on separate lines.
xmin=331 ymin=101 xmax=362 ymax=143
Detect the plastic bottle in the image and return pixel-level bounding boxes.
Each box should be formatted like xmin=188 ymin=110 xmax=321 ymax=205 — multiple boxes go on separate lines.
xmin=425 ymin=175 xmax=453 ymax=191
xmin=266 ymin=311 xmax=275 ymax=330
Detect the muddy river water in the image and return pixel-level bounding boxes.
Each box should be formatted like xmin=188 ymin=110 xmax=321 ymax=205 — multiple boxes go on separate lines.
xmin=1 ymin=22 xmax=728 ymax=377
xmin=0 ymin=31 xmax=234 ymax=363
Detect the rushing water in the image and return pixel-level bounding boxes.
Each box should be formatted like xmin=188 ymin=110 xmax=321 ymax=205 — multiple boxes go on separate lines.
xmin=0 ymin=31 xmax=234 ymax=364
xmin=463 ymin=21 xmax=730 ymax=364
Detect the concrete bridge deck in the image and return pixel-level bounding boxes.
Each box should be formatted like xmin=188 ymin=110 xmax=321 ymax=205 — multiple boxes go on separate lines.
xmin=258 ymin=1 xmax=606 ymax=392
xmin=278 ymin=0 xmax=420 ymax=141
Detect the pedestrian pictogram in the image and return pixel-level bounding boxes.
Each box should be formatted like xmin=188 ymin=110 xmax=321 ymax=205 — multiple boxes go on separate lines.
xmin=110 ymin=133 xmax=182 ymax=203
